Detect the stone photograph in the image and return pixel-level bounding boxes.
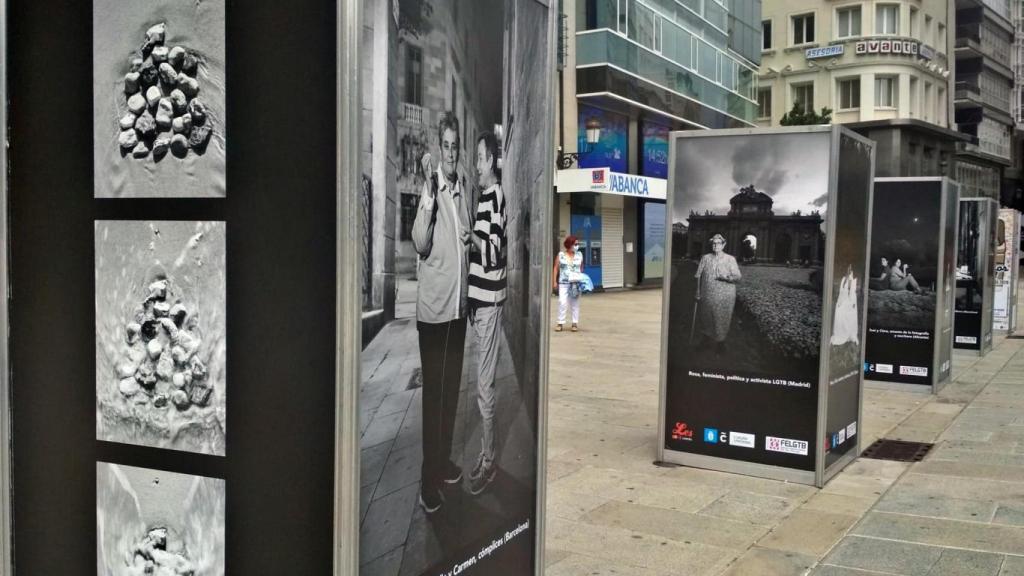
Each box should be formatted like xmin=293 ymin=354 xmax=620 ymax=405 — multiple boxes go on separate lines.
xmin=97 ymin=462 xmax=225 ymax=576
xmin=93 ymin=0 xmax=226 ymax=197
xmin=96 ymin=221 xmax=226 ymax=456
xmin=357 ymin=0 xmax=551 ymax=574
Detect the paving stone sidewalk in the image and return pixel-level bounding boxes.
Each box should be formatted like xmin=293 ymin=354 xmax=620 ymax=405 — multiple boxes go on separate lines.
xmin=545 ymin=288 xmax=1024 ymax=576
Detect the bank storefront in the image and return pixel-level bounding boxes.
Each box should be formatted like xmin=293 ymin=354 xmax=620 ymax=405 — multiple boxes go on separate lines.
xmin=556 ymin=166 xmax=667 ymax=289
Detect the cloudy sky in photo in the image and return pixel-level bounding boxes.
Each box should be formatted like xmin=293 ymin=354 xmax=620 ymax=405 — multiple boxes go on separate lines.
xmin=671 ymin=131 xmax=832 ymax=226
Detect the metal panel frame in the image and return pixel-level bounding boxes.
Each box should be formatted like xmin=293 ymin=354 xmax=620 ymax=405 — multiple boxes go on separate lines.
xmin=658 ymin=125 xmax=872 ymax=488
xmin=865 ymin=177 xmax=958 ymax=395
xmin=956 ymin=197 xmax=999 ymax=357
xmin=534 ymin=0 xmax=557 ymax=572
xmin=336 ymin=0 xmax=557 ymax=573
xmin=336 ymin=0 xmax=361 ymax=573
xmin=822 ymin=126 xmax=875 ymax=485
xmin=1 ymin=0 xmax=11 ymax=568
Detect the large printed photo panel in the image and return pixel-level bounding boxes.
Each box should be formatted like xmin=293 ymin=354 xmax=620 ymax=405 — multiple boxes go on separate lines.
xmin=664 ymin=130 xmax=831 ymax=475
xmin=357 ymin=0 xmax=553 ymax=574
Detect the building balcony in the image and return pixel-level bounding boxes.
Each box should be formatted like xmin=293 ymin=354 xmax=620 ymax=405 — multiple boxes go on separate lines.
xmin=401 ymin=102 xmax=425 ymax=126
xmin=954 ymin=80 xmax=1012 ymax=116
xmin=575 ymin=29 xmax=756 ymax=125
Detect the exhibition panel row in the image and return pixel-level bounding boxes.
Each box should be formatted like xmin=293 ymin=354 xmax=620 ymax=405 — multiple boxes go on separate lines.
xmin=863 ymin=178 xmax=958 ymax=393
xmin=3 ymin=1 xmax=557 ymax=575
xmin=657 ymin=126 xmax=875 ymax=486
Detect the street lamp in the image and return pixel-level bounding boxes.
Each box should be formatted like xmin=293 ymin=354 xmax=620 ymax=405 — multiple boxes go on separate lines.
xmin=557 ymin=117 xmax=602 ymax=169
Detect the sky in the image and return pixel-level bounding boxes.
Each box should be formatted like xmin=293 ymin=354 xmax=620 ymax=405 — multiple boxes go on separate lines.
xmin=671 ymin=131 xmax=832 ymax=226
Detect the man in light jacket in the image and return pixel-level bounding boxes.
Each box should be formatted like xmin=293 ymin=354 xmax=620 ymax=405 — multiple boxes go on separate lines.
xmin=413 ymin=111 xmax=472 ymax=513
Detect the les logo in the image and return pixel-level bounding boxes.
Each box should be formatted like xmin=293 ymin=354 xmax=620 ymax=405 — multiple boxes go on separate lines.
xmin=672 ymin=422 xmax=694 ymax=441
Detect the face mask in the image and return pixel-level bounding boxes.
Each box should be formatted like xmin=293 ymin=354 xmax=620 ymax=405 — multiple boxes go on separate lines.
xmin=573 ymin=244 xmax=579 ymax=251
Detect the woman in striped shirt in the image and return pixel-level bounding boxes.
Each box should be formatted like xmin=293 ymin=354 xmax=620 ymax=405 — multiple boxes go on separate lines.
xmin=466 ymin=131 xmax=506 ymax=495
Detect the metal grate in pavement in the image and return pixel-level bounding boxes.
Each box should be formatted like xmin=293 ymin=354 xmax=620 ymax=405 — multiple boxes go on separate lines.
xmin=861 ymin=439 xmax=934 ymax=462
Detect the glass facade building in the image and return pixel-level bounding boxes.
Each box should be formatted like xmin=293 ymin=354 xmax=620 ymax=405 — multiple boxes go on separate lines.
xmin=557 ymin=0 xmax=759 ymax=290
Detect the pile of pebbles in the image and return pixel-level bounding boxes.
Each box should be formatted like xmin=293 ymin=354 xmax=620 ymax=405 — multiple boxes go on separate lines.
xmin=115 ymin=276 xmax=213 ymax=412
xmin=128 ymin=527 xmax=195 ymax=576
xmin=118 ymin=22 xmax=213 ymax=159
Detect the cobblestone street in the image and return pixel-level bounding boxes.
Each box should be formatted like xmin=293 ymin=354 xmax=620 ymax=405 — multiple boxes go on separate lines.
xmin=545 ymin=288 xmax=1024 ymax=576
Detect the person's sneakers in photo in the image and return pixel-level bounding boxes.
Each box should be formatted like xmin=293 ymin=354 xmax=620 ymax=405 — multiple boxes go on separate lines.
xmin=468 ymin=462 xmax=497 ymax=495
xmin=419 ymin=487 xmax=443 ymax=514
xmin=443 ymin=460 xmax=463 ymax=484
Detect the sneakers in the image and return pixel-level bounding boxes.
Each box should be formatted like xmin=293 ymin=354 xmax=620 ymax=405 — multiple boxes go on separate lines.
xmin=468 ymin=453 xmax=497 ymax=495
xmin=419 ymin=488 xmax=443 ymax=514
xmin=442 ymin=460 xmax=462 ymax=485
xmin=571 ymin=323 xmax=578 ymax=332
xmin=555 ymin=324 xmax=563 ymax=332
xmin=468 ymin=462 xmax=497 ymax=495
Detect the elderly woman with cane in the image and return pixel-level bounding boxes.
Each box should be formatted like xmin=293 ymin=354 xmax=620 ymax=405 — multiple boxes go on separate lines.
xmin=692 ymin=234 xmax=742 ymax=355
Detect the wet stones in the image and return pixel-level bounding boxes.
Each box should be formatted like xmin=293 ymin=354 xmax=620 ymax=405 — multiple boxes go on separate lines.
xmin=118 ymin=22 xmax=214 ymax=160
xmin=170 ymin=89 xmax=187 ymax=113
xmin=115 ymin=275 xmax=213 ymax=412
xmin=119 ymin=129 xmax=139 ymax=150
xmin=156 ymin=99 xmax=174 ymax=130
xmin=119 ymin=112 xmax=137 ymax=131
xmin=172 ymin=114 xmax=192 ymax=135
xmin=124 ymin=72 xmax=140 ymax=94
xmin=158 ymin=62 xmax=178 ymax=86
xmin=168 ymin=46 xmax=186 ymax=69
xmin=189 ymin=124 xmax=211 ymax=149
xmin=145 ymin=85 xmax=162 ymax=108
xmin=127 ymin=93 xmax=147 ymax=115
xmin=171 ymin=134 xmax=189 ymax=156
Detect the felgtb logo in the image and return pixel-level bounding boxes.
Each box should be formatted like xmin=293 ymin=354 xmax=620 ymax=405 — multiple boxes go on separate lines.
xmin=766 ymin=436 xmax=809 ymax=456
xmin=671 ymin=422 xmax=694 ymax=441
xmin=592 ymin=170 xmax=605 ymax=184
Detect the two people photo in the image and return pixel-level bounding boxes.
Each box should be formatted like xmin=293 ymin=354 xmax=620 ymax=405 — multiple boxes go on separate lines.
xmin=412 ymin=111 xmax=508 ymax=513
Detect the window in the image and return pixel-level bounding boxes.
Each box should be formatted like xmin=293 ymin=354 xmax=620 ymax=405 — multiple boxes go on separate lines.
xmin=924 ymin=15 xmax=933 ymax=45
xmin=876 ymin=4 xmax=899 ymax=35
xmin=757 ymin=87 xmax=772 ymax=119
xmin=836 ymin=6 xmax=861 ymax=38
xmin=404 ymin=45 xmax=423 ymax=106
xmin=937 ymin=87 xmax=946 ymax=125
xmin=923 ymin=81 xmax=932 ymax=121
xmin=792 ymin=13 xmax=815 ymax=45
xmin=937 ymin=23 xmax=946 ymax=49
xmin=875 ymin=76 xmax=897 ymax=108
xmin=762 ymin=20 xmax=772 ymax=50
xmin=793 ymin=82 xmax=814 ymax=112
xmin=909 ymin=76 xmax=918 ymax=117
xmin=909 ymin=7 xmax=919 ymax=37
xmin=838 ymin=78 xmax=861 ymax=110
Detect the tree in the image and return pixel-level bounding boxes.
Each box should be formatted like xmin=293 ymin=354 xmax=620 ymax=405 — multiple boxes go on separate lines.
xmin=779 ymin=102 xmax=833 ymax=126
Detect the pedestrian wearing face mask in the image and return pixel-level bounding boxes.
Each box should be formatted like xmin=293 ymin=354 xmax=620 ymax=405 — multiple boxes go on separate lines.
xmin=552 ymin=235 xmax=584 ymax=332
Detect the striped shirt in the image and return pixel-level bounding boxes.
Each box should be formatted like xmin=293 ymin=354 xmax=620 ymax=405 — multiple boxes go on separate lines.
xmin=468 ymin=183 xmax=507 ymax=307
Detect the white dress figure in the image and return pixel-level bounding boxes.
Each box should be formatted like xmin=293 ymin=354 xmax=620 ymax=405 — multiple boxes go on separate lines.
xmin=830 ymin=267 xmax=860 ymax=346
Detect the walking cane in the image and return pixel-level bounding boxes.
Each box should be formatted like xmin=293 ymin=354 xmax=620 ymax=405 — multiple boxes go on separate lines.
xmin=689 ymin=294 xmax=699 ymax=345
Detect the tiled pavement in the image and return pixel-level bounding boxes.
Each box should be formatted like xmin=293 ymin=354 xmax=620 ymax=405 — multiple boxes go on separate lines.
xmin=545 ymin=288 xmax=1024 ymax=576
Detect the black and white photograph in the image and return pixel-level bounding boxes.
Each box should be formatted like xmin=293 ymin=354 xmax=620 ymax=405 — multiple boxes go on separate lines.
xmin=93 ymin=0 xmax=226 ymax=198
xmin=97 ymin=462 xmax=225 ymax=576
xmin=358 ymin=0 xmax=550 ymax=574
xmin=96 ymin=221 xmax=226 ymax=456
xmin=668 ymin=132 xmax=829 ymax=379
xmin=866 ymin=185 xmax=940 ymax=333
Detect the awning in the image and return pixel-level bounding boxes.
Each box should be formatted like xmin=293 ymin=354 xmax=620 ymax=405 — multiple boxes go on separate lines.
xmin=556 ymin=167 xmax=666 ymax=200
